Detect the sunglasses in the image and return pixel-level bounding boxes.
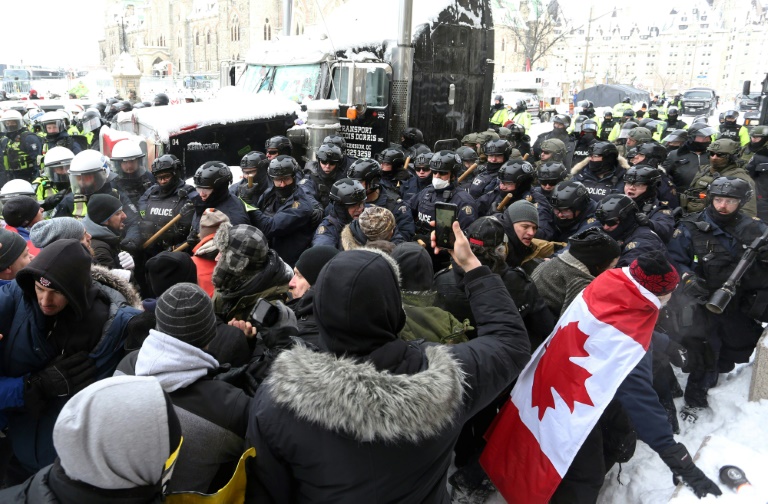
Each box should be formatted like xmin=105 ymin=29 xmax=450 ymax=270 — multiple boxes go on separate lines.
xmin=415 ymin=166 xmax=431 ymax=172
xmin=601 ymin=218 xmax=620 ymax=226
xmin=155 ymin=173 xmax=173 ymax=182
xmin=539 ymin=180 xmax=558 ymax=186
xmin=267 ymin=150 xmax=279 ymax=155
xmin=709 ymin=152 xmax=728 ymax=157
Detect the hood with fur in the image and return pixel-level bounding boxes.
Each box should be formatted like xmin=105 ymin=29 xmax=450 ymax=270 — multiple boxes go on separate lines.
xmin=266 ymin=344 xmax=466 ymax=443
xmin=91 ymin=265 xmax=142 ymax=309
xmin=570 ymin=154 xmax=630 ymax=176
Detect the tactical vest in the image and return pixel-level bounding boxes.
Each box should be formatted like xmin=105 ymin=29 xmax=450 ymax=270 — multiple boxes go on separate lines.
xmin=718 ymin=126 xmax=740 ymax=141
xmin=2 ymin=133 xmax=38 ymax=182
xmin=142 ymin=188 xmax=194 ymax=248
xmin=33 ymin=177 xmax=57 ymax=200
xmin=681 ymin=169 xmax=719 ymax=214
xmin=117 ymin=174 xmax=154 ymax=207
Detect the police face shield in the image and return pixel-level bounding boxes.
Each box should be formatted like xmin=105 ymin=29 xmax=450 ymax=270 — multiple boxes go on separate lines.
xmin=0 ymin=119 xmax=21 ymax=134
xmin=81 ymin=115 xmax=102 ymax=134
xmin=692 ymin=125 xmax=717 ymax=138
xmin=618 ymin=128 xmax=636 ymax=140
xmin=112 ymin=155 xmax=147 ymax=180
xmin=45 ymin=161 xmax=72 ymax=185
xmin=70 ymin=169 xmax=108 ymax=196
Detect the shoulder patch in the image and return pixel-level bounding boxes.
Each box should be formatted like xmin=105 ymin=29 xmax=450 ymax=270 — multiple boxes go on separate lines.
xmin=317 ymin=225 xmax=326 ymax=234
xmin=662 ymin=209 xmax=672 ymax=215
xmin=463 ymin=206 xmax=473 ymax=215
xmin=587 ymin=217 xmax=597 ymax=224
xmin=625 ymin=242 xmax=637 ymax=250
xmin=292 ymin=201 xmax=300 ymax=209
xmin=673 ymin=228 xmax=682 ymax=238
xmin=299 ymin=178 xmax=308 ymax=185
xmin=754 ymin=216 xmax=761 ymax=221
xmin=472 ymin=178 xmax=483 ymax=185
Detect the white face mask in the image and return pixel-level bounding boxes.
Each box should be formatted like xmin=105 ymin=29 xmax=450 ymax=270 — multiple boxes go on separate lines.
xmin=432 ymin=177 xmax=450 ymax=190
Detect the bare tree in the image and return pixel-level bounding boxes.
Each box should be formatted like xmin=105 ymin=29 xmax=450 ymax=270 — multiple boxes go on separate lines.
xmin=496 ymin=0 xmax=570 ymax=71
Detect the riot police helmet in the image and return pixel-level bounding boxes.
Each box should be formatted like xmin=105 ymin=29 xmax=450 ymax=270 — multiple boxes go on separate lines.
xmin=347 ymin=158 xmax=383 ymax=192
xmin=483 ymin=139 xmax=512 ymax=161
xmin=329 ymin=178 xmax=366 ymax=206
xmin=553 ymin=114 xmax=571 ymax=128
xmin=590 ymin=141 xmax=619 ymax=164
xmin=44 ymin=146 xmax=75 ymax=189
xmin=267 ymin=155 xmax=300 ymax=181
xmin=0 ymin=110 xmax=24 ymax=134
xmin=316 ymin=143 xmax=344 ymax=167
xmin=265 ymin=136 xmax=292 ymax=156
xmin=429 ymin=150 xmax=463 ymax=177
xmin=153 ymin=93 xmax=170 ymax=106
xmin=240 ymin=151 xmax=268 ymax=172
xmin=624 ymin=164 xmax=662 ymax=187
xmin=498 ymin=159 xmax=535 ymax=188
xmin=39 ymin=111 xmax=66 ymax=136
xmin=636 ymin=142 xmax=668 ymax=167
xmin=80 ymin=109 xmax=103 ymax=134
xmin=193 ymin=161 xmax=232 ymax=193
xmin=323 ymin=135 xmax=347 ymax=152
xmin=68 ymin=150 xmax=110 ymax=196
xmin=456 ymin=146 xmax=478 ymax=164
xmin=401 ymin=127 xmax=424 ymax=147
xmin=110 ymin=139 xmax=147 ymax=180
xmin=537 ymin=162 xmax=567 ymax=186
xmin=595 ymin=194 xmax=638 ymax=226
xmin=540 ymin=138 xmax=566 ymax=162
xmin=708 ymin=176 xmax=753 ymax=208
xmin=376 ymin=147 xmax=406 ymax=172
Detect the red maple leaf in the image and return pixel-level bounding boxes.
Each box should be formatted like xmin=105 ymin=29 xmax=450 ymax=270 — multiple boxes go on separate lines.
xmin=531 ymin=321 xmax=594 ymax=421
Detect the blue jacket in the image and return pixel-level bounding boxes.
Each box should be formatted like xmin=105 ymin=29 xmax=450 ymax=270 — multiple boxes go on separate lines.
xmin=0 ymin=273 xmax=140 ymax=472
xmin=412 ymin=183 xmax=478 ymax=231
xmin=551 ymin=199 xmax=599 ymax=243
xmin=476 ymin=187 xmax=555 ymax=240
xmin=251 ymin=185 xmax=318 ymax=266
xmin=369 ymin=187 xmax=415 ymax=242
xmin=570 ymin=157 xmax=629 ymax=203
xmin=190 ymin=191 xmax=250 ymax=234
xmin=312 ymin=203 xmax=359 ymax=250
xmin=614 ymin=223 xmax=666 ymax=268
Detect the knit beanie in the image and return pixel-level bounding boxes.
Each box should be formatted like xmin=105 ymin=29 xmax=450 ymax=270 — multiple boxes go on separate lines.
xmin=391 ymin=242 xmax=433 ymax=291
xmin=0 ymin=228 xmax=28 ymax=270
xmin=199 ymin=208 xmax=230 ymax=239
xmin=467 ymin=216 xmax=507 ymax=248
xmin=2 ymin=197 xmax=40 ymax=228
xmin=155 ymin=282 xmax=217 ymax=347
xmin=87 ymin=194 xmax=123 ymax=225
xmin=213 ymin=223 xmax=269 ymax=276
xmin=358 ymin=206 xmax=396 ymax=241
xmin=30 ymin=218 xmax=86 ymax=249
xmin=506 ymin=200 xmax=539 ymax=226
xmin=145 ymin=252 xmax=198 ymax=298
xmin=628 ymin=250 xmax=680 ymax=296
xmin=294 ymin=246 xmax=340 ymax=286
xmin=568 ymin=227 xmax=621 ymax=271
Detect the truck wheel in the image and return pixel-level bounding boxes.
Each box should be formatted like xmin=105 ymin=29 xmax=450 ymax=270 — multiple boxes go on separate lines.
xmin=540 ymin=112 xmax=551 ymax=122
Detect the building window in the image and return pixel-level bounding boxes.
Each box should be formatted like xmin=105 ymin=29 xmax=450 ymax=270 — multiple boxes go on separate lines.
xmin=195 ymin=31 xmax=200 ymax=45
xmin=264 ymin=19 xmax=272 ymax=40
xmin=206 ymin=30 xmax=211 ymax=44
xmin=501 ymin=38 xmax=505 ymax=51
xmin=231 ymin=15 xmax=240 ymax=41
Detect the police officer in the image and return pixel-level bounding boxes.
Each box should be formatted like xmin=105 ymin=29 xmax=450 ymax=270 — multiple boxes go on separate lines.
xmin=507 ymin=123 xmax=531 ymax=158
xmin=400 ymin=127 xmax=430 ymax=159
xmin=717 ymin=110 xmax=749 ymax=146
xmin=250 ymin=155 xmax=320 ymax=266
xmin=412 ymin=150 xmax=477 ymax=235
xmin=54 ymin=150 xmax=142 ymax=249
xmin=489 ymin=95 xmax=509 ymax=130
xmin=608 ymin=109 xmax=637 ymax=142
xmin=153 ymin=93 xmax=170 ymax=106
xmin=745 ymin=126 xmax=768 ymax=221
xmin=402 ymin=151 xmax=434 ymax=203
xmin=39 ymin=112 xmax=83 ymax=156
xmin=532 ymin=114 xmax=573 ymax=165
xmin=476 ymin=159 xmax=555 ymax=239
xmin=299 ymin=143 xmax=346 ymax=208
xmin=535 ymin=138 xmax=569 ymax=170
xmin=138 ymin=154 xmax=196 ymax=255
xmin=548 ymin=180 xmax=599 ymax=242
xmin=595 ymin=193 xmax=665 ymax=267
xmin=667 ymin=177 xmax=768 ymax=421
xmin=663 ymin=122 xmax=717 ymax=193
xmin=469 ymin=139 xmax=511 ymax=199
xmin=265 ymin=136 xmax=292 ymax=161
xmin=110 ymin=139 xmax=155 ymax=207
xmin=322 ymin=135 xmax=357 ymax=170
xmin=509 ymin=100 xmax=532 ymax=131
xmin=230 ymin=151 xmax=270 ymax=207
xmin=377 ymin=146 xmax=413 ymax=195
xmin=36 ymin=146 xmax=74 ymax=213
xmin=623 ymin=165 xmax=675 ymax=243
xmin=312 ymin=178 xmax=367 ymax=249
xmin=622 ymin=126 xmax=653 ymax=158
xmin=628 ymin=142 xmax=680 ymax=208
xmin=571 ymin=119 xmax=599 ymax=166
xmin=658 ymin=106 xmax=688 ymax=142
xmin=571 ymin=141 xmax=628 ymax=202
xmin=0 ymin=110 xmax=43 ymax=185
xmin=576 ymin=100 xmax=596 ymax=119
xmin=347 ymin=158 xmax=414 ymax=241
xmin=189 ymin=161 xmax=250 ymax=243
xmin=662 ymin=129 xmax=688 ymax=153
xmin=79 ymin=108 xmax=104 ymax=150
xmin=534 ymin=161 xmax=568 ymax=199
xmin=612 ymin=96 xmax=633 ymax=116
xmin=599 ymin=111 xmax=616 ymax=141
xmin=682 ymin=138 xmax=757 ymax=217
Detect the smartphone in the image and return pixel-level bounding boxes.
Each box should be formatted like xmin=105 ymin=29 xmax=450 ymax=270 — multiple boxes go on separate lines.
xmin=249 ymin=298 xmax=279 ymax=327
xmin=435 ymin=202 xmax=458 ymax=249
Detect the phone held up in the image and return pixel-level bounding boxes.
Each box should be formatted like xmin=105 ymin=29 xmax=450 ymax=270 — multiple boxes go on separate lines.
xmin=435 ymin=202 xmax=458 ymax=249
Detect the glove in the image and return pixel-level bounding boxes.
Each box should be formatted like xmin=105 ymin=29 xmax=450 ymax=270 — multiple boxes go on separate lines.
xmin=665 ymin=340 xmax=689 ymax=370
xmin=681 ymin=273 xmax=709 ymax=302
xmin=237 ymin=183 xmax=260 ymax=202
xmin=40 ymin=191 xmax=66 ymax=211
xmin=117 ymin=251 xmax=135 ymax=270
xmin=635 ymin=212 xmax=650 ymax=227
xmin=24 ymin=352 xmax=96 ymax=414
xmin=111 ymin=268 xmax=132 ymax=282
xmin=120 ymin=238 xmax=140 ymax=255
xmin=660 ymin=443 xmax=722 ymax=498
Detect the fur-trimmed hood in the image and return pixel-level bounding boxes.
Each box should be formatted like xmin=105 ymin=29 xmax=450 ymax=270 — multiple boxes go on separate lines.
xmin=91 ymin=264 xmax=142 ymax=309
xmin=570 ymin=154 xmax=630 ymax=175
xmin=265 ymin=344 xmax=466 ymax=443
xmin=340 ymin=225 xmax=363 ymax=251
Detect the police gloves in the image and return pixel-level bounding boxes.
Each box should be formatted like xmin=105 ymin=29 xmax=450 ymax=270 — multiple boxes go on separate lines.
xmin=120 ymin=238 xmax=140 ymax=255
xmin=681 ymin=273 xmax=709 ymax=302
xmin=664 ymin=340 xmax=689 ymax=370
xmin=24 ymin=352 xmax=96 ymax=415
xmin=40 ymin=192 xmax=66 ymax=211
xmin=659 ymin=443 xmax=722 ymax=498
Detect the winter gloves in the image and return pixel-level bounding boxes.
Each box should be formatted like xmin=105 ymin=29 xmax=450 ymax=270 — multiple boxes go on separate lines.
xmin=118 ymin=251 xmax=135 ymax=270
xmin=24 ymin=352 xmax=97 ymax=415
xmin=659 ymin=442 xmax=722 ymax=498
xmin=681 ymin=273 xmax=709 ymax=302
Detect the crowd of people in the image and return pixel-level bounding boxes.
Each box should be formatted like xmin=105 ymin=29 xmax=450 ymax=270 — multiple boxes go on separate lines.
xmin=0 ymin=92 xmax=764 ymax=503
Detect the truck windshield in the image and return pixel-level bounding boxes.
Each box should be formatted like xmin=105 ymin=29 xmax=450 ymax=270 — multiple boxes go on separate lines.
xmin=329 ymin=66 xmax=389 ymax=107
xmin=684 ymin=91 xmax=712 ymax=99
xmin=240 ymin=63 xmax=321 ymax=103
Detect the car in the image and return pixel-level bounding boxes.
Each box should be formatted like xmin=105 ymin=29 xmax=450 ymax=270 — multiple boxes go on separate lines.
xmin=680 ymin=87 xmax=718 ymax=116
xmin=738 ymin=92 xmax=761 ymax=112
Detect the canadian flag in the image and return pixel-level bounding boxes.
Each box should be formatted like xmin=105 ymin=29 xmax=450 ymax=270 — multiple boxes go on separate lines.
xmin=480 ymin=267 xmax=660 ymax=503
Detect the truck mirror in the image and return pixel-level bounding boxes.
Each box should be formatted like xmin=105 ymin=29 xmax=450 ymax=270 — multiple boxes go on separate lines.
xmin=448 ymin=84 xmax=455 ymax=106
xmin=743 ymin=80 xmax=751 ymax=96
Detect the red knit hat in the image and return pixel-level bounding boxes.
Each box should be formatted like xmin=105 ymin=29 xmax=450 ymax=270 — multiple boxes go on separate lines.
xmin=629 ymin=251 xmax=680 ymax=296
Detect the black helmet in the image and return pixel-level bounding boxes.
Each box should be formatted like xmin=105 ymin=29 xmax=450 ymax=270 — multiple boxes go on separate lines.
xmin=94 ymin=102 xmax=107 ymax=116
xmin=329 ymin=178 xmax=366 ymax=205
xmin=604 ymin=110 xmax=613 ymax=118
xmin=573 ymin=115 xmax=589 ymax=133
xmin=193 ymin=161 xmax=232 ymax=191
xmin=622 ymin=109 xmax=636 ymax=121
xmin=638 ymin=118 xmax=656 ymax=129
xmin=724 ymin=110 xmax=739 ymax=121
xmin=142 ymin=101 xmax=153 ymax=108
xmin=577 ymin=100 xmax=595 ymax=115
xmin=347 ymin=158 xmax=382 ymax=191
xmin=265 ymin=136 xmax=292 ymax=155
xmin=553 ymin=114 xmax=571 ymax=127
xmin=718 ymin=112 xmax=726 ymax=124
xmin=429 ymin=150 xmax=462 ymax=176
xmin=377 ymin=147 xmax=406 ymax=171
xmin=623 ymin=96 xmax=631 ymax=104
xmin=537 ymin=162 xmax=567 ymax=185
xmin=267 ymin=155 xmax=300 ymax=179
xmin=550 ymin=181 xmax=590 ymax=212
xmin=316 ymin=143 xmax=343 ymax=165
xmin=648 ymin=107 xmax=659 ymax=119
xmin=413 ymin=151 xmax=434 ymax=169
xmin=663 ymin=129 xmax=689 ymax=145
xmin=323 ymin=135 xmax=347 ymax=152
xmin=636 ymin=142 xmax=668 ymax=166
xmin=494 ymin=94 xmax=504 ymax=103
xmin=483 ymin=139 xmax=511 ymax=160
xmin=596 ymin=194 xmax=638 ymax=226
xmin=456 ymin=146 xmax=477 ymax=164
xmin=80 ymin=109 xmax=102 ymax=134
xmin=132 ymin=102 xmax=145 ymax=110
xmin=590 ymin=141 xmax=619 ymax=164
xmin=687 ymin=122 xmax=717 ymax=139
xmin=667 ymin=106 xmax=680 ymax=119
xmin=151 ymin=154 xmax=183 ymax=194
xmin=581 ymin=119 xmax=599 ymax=134
xmin=240 ymin=151 xmax=268 ymax=170
xmin=498 ymin=160 xmax=535 ymax=187
xmin=618 ymin=121 xmax=638 ymax=140
xmin=624 ymin=164 xmax=662 ymax=187
xmin=153 ymin=93 xmax=169 ymax=106
xmin=708 ymin=176 xmax=753 ymax=208
xmin=514 ymin=99 xmax=527 ymax=113
xmin=540 ymin=138 xmax=566 ymax=162
xmin=401 ymin=127 xmax=424 ymax=147
xmin=116 ymin=100 xmax=133 ymax=113
xmin=509 ymin=123 xmax=526 ymax=138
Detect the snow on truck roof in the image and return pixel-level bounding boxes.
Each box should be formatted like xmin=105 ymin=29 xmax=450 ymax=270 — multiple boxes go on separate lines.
xmin=126 ymin=88 xmax=301 ymax=144
xmin=246 ymin=0 xmax=478 ymax=65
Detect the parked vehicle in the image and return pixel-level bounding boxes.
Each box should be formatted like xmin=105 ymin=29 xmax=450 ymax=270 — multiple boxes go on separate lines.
xmin=680 ymin=87 xmax=718 ymax=116
xmin=738 ymin=92 xmax=761 ymax=112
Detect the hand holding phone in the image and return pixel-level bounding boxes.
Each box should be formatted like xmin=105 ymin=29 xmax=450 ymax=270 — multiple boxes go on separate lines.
xmin=435 ymin=202 xmax=458 ymax=249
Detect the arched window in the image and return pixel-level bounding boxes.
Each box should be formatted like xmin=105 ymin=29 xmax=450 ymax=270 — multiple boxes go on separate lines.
xmin=501 ymin=38 xmax=505 ymax=51
xmin=231 ymin=14 xmax=240 ymax=41
xmin=195 ymin=31 xmax=200 ymax=46
xmin=264 ymin=19 xmax=271 ymax=40
xmin=206 ymin=30 xmax=211 ymax=44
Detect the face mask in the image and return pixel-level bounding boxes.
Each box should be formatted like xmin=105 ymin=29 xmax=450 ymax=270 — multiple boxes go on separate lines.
xmin=432 ymin=177 xmax=450 ymax=190
xmin=588 ymin=160 xmax=606 ymax=173
xmin=690 ymin=140 xmax=711 ymax=152
xmin=275 ymin=184 xmax=294 ymax=198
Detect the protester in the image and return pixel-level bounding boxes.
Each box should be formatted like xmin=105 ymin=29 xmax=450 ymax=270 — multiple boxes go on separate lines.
xmin=287 ymin=245 xmax=340 ymax=347
xmin=0 ymin=228 xmax=32 ymax=282
xmin=29 ymin=217 xmax=89 ymax=250
xmin=340 ymin=206 xmax=397 ymax=250
xmin=191 ymin=208 xmax=230 ymax=296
